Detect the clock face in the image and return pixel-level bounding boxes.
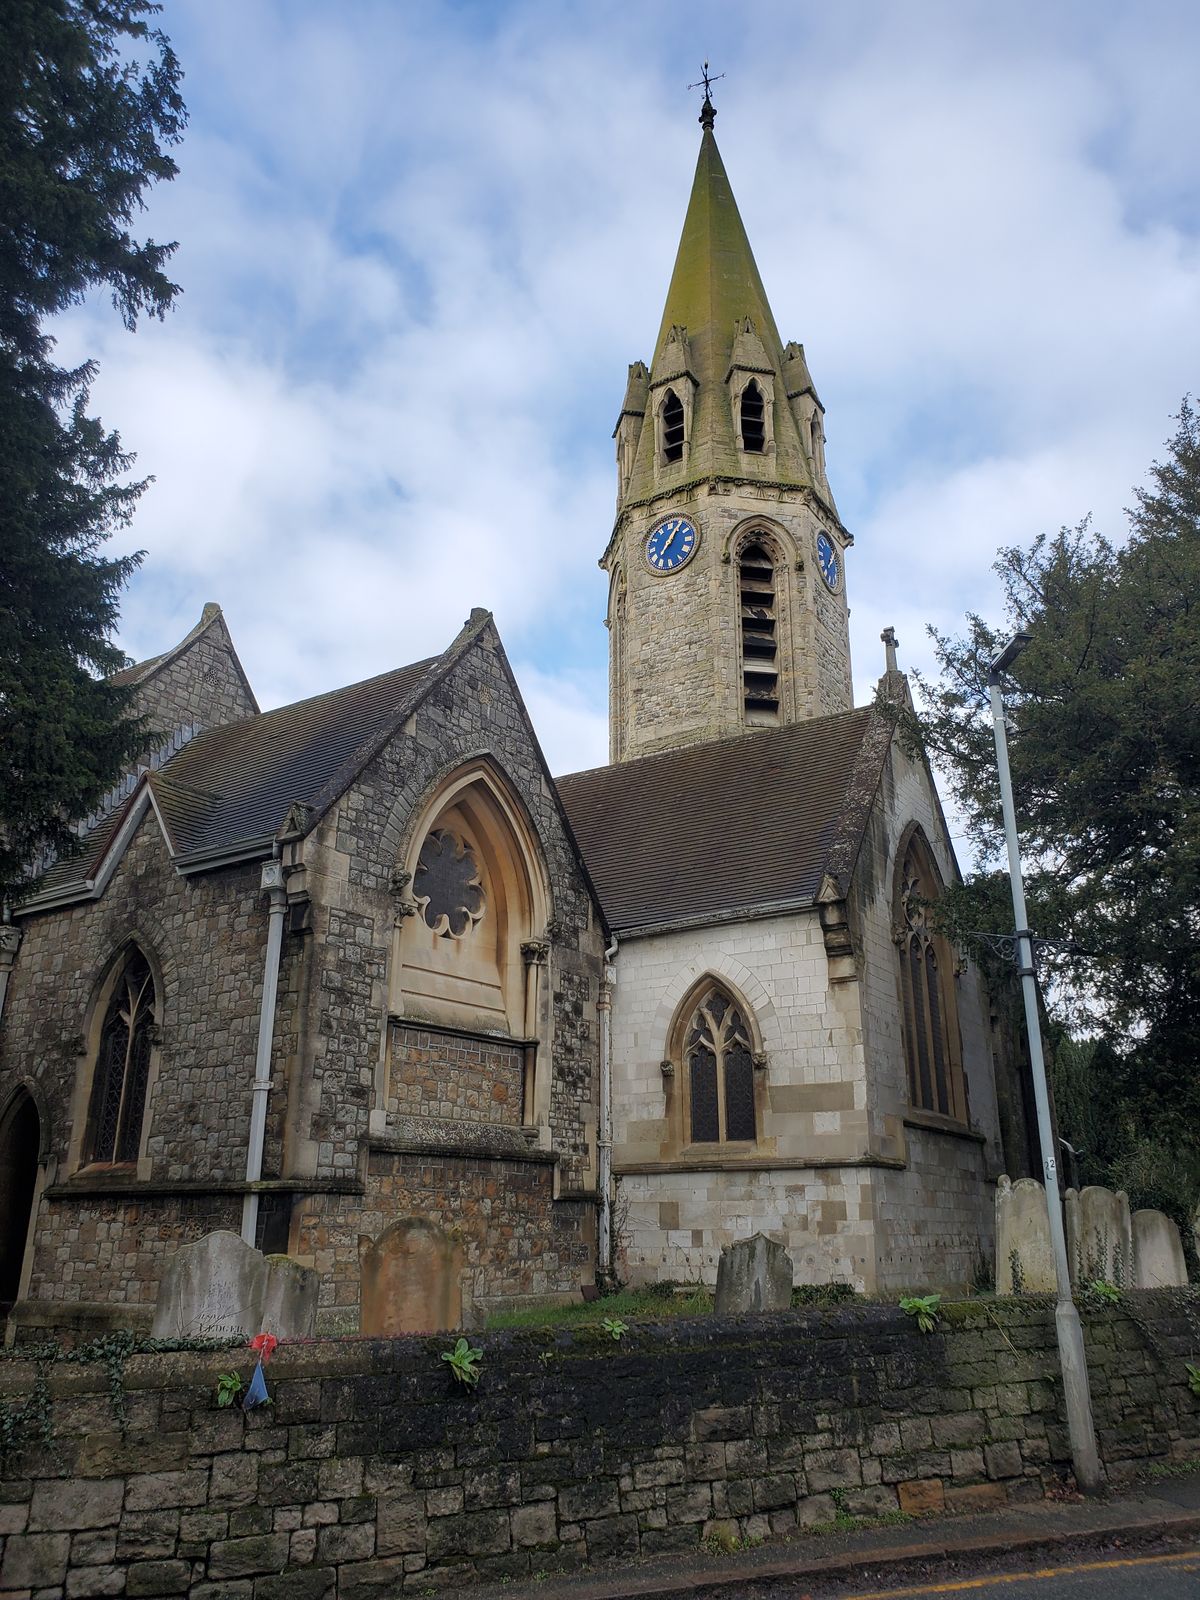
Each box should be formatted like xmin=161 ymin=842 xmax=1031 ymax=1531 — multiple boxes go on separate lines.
xmin=645 ymin=516 xmax=698 ymax=573
xmin=816 ymin=531 xmax=840 ymax=591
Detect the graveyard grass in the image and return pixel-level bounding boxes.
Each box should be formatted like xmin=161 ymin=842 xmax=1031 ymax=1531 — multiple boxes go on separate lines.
xmin=485 ymin=1279 xmax=862 ymax=1329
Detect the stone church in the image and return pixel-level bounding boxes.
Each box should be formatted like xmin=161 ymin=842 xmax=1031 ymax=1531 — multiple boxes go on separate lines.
xmin=0 ymin=100 xmax=1029 ymax=1338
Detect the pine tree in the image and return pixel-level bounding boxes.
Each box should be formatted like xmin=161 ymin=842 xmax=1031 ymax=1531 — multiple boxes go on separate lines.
xmin=0 ymin=0 xmax=186 ymax=903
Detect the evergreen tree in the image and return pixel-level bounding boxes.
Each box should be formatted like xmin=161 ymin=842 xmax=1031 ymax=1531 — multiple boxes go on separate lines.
xmin=906 ymin=402 xmax=1200 ymax=1209
xmin=0 ymin=0 xmax=185 ymax=903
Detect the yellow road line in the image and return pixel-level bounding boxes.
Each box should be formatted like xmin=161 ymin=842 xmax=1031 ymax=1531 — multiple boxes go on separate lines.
xmin=841 ymin=1546 xmax=1200 ymax=1598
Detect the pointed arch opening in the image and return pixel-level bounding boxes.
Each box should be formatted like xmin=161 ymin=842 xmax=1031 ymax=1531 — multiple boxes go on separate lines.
xmin=0 ymin=1090 xmax=40 ymax=1310
xmin=395 ymin=763 xmax=550 ymax=1038
xmin=740 ymin=380 xmax=766 ymax=453
xmin=738 ymin=536 xmax=780 ymax=721
xmin=661 ymin=388 xmax=685 ymax=463
xmin=670 ymin=979 xmax=760 ymax=1148
xmin=82 ymin=944 xmax=158 ymax=1166
xmin=894 ymin=828 xmax=967 ymax=1121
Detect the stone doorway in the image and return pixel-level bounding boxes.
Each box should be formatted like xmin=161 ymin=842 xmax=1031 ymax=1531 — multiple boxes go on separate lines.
xmin=0 ymin=1091 xmax=40 ymax=1313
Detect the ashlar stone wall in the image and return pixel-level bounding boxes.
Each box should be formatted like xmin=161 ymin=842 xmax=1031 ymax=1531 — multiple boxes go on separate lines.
xmin=1 ymin=1294 xmax=1197 ymax=1596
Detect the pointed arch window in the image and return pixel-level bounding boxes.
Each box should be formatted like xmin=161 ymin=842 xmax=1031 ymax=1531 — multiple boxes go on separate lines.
xmin=661 ymin=389 xmax=685 ymax=463
xmin=896 ymin=834 xmax=965 ymax=1120
xmin=84 ymin=948 xmax=156 ymax=1165
xmin=740 ymin=381 xmax=765 ymax=452
xmin=684 ymin=985 xmax=756 ymax=1145
xmin=739 ymin=537 xmax=779 ymax=719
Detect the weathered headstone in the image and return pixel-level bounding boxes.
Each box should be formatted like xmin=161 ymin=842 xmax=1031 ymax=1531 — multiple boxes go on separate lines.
xmin=1194 ymin=1202 xmax=1200 ymax=1274
xmin=1131 ymin=1209 xmax=1189 ymax=1288
xmin=359 ymin=1219 xmax=463 ymax=1335
xmin=1065 ymin=1185 xmax=1133 ymax=1286
xmin=713 ymin=1232 xmax=793 ymax=1315
xmin=995 ymin=1175 xmax=1056 ymax=1293
xmin=151 ymin=1230 xmax=319 ymax=1340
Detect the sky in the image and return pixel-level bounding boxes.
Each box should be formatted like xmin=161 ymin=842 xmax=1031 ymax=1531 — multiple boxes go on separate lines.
xmin=60 ymin=0 xmax=1200 ymax=778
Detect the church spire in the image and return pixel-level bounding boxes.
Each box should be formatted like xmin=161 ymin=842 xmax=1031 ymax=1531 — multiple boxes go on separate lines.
xmin=617 ymin=105 xmax=829 ymax=508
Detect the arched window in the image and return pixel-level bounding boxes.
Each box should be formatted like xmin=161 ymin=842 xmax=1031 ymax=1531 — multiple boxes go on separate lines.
xmin=84 ymin=947 xmax=156 ymax=1165
xmin=661 ymin=389 xmax=685 ymax=463
xmin=810 ymin=410 xmax=825 ymax=475
xmin=739 ymin=538 xmax=779 ymax=719
xmin=684 ymin=985 xmax=756 ymax=1145
xmin=740 ymin=381 xmax=765 ymax=452
xmin=896 ymin=833 xmax=965 ymax=1120
xmin=0 ymin=1090 xmax=40 ymax=1309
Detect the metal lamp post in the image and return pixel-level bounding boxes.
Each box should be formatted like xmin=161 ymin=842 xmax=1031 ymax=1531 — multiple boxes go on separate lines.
xmin=987 ymin=632 xmax=1101 ymax=1491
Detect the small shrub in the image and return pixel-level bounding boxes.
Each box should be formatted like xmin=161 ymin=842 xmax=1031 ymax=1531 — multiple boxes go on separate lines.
xmin=791 ymin=1282 xmax=858 ymax=1308
xmin=440 ymin=1336 xmax=483 ymax=1389
xmin=602 ymin=1317 xmax=628 ymax=1341
xmin=1185 ymin=1362 xmax=1200 ymax=1397
xmin=899 ymin=1293 xmax=941 ymax=1333
xmin=215 ymin=1372 xmax=244 ymax=1408
xmin=1085 ymin=1279 xmax=1122 ymax=1306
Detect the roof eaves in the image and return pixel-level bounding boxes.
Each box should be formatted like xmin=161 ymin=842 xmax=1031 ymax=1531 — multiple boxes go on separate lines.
xmin=172 ymin=835 xmax=277 ymax=876
xmin=12 ymin=785 xmax=155 ymax=917
xmin=612 ymin=893 xmax=822 ymax=941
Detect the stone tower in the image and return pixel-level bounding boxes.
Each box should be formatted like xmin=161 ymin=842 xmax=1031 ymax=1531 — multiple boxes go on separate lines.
xmin=603 ymin=97 xmax=853 ymax=762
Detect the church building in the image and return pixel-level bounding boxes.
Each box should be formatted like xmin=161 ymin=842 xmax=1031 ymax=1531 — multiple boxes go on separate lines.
xmin=0 ymin=97 xmax=1027 ymax=1339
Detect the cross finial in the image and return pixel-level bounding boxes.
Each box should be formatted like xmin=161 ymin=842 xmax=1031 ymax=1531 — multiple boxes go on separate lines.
xmin=881 ymin=626 xmax=900 ymax=674
xmin=688 ymin=60 xmax=724 ymax=129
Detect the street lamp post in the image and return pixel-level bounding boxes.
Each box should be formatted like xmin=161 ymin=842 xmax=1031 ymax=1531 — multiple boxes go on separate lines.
xmin=987 ymin=632 xmax=1102 ymax=1493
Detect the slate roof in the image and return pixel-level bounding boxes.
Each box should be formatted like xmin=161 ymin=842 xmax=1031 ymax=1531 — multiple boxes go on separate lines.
xmin=556 ymin=707 xmax=886 ymax=935
xmin=27 ymin=656 xmax=438 ymax=900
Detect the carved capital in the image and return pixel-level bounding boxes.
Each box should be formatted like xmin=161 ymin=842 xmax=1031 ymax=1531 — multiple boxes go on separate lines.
xmin=752 ymin=1051 xmax=770 ymax=1073
xmin=521 ymin=940 xmax=550 ymax=966
xmin=0 ymin=925 xmax=21 ymax=965
xmin=659 ymin=1059 xmax=674 ymax=1078
xmin=390 ymin=868 xmax=412 ymax=895
xmin=393 ymin=900 xmax=419 ymax=924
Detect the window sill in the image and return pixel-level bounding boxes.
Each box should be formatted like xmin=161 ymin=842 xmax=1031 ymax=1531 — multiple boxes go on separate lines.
xmin=902 ymin=1110 xmax=986 ymax=1144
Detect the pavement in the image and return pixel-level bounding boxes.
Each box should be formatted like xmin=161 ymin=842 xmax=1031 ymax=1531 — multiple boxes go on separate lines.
xmin=471 ymin=1471 xmax=1200 ymax=1600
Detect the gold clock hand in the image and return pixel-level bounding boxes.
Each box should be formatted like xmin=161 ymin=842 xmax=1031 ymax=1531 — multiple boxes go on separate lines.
xmin=661 ymin=528 xmax=677 ymax=553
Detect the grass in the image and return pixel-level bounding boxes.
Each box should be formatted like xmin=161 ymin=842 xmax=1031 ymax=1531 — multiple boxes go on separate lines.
xmin=486 ymin=1283 xmax=713 ymax=1329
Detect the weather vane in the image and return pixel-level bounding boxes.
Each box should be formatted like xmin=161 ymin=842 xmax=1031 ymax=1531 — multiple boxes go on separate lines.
xmin=688 ymin=60 xmax=724 ymax=127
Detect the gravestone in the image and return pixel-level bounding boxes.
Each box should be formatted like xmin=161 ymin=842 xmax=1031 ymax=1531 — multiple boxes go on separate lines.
xmin=995 ymin=1175 xmax=1056 ymax=1293
xmin=1065 ymin=1184 xmax=1133 ymax=1286
xmin=713 ymin=1232 xmax=793 ymax=1315
xmin=1131 ymin=1209 xmax=1188 ymax=1288
xmin=151 ymin=1230 xmax=319 ymax=1340
xmin=359 ymin=1219 xmax=463 ymax=1335
xmin=1194 ymin=1202 xmax=1200 ymax=1273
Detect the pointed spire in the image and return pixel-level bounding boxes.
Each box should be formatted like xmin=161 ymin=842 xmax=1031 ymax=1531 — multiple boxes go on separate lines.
xmin=619 ymin=114 xmax=818 ymax=503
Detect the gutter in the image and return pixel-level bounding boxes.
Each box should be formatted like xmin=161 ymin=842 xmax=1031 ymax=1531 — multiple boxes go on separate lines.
xmin=241 ymin=853 xmax=288 ymax=1247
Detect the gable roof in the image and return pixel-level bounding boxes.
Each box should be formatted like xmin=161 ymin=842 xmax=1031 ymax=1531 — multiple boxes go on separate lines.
xmin=556 ymin=707 xmax=889 ymax=936
xmin=109 ymin=602 xmax=260 ymax=712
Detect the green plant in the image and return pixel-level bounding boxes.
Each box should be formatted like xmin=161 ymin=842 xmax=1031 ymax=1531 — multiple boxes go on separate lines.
xmin=899 ymin=1294 xmax=941 ymax=1333
xmin=1085 ymin=1278 xmax=1122 ymax=1306
xmin=1185 ymin=1362 xmax=1200 ymax=1397
xmin=602 ymin=1317 xmax=628 ymax=1341
xmin=440 ymin=1336 xmax=483 ymax=1389
xmin=215 ymin=1371 xmax=244 ymax=1408
xmin=791 ymin=1282 xmax=859 ymax=1308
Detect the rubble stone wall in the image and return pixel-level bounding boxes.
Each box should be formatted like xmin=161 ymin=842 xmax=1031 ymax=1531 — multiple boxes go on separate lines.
xmin=1 ymin=1294 xmax=1197 ymax=1595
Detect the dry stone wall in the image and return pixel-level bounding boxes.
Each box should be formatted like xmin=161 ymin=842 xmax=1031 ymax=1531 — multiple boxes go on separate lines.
xmin=1 ymin=1295 xmax=1198 ymax=1596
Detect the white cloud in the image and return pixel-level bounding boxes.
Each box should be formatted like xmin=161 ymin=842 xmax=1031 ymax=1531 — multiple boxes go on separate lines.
xmin=51 ymin=0 xmax=1200 ymax=788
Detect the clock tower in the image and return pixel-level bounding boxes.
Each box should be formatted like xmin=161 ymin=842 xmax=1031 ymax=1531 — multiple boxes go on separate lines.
xmin=603 ymin=95 xmax=853 ymax=762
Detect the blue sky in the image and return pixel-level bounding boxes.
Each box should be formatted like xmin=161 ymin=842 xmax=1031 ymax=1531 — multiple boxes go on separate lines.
xmin=61 ymin=0 xmax=1200 ymax=774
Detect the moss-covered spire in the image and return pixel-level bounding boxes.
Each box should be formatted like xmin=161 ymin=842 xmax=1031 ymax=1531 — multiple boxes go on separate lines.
xmin=620 ymin=118 xmax=818 ymax=506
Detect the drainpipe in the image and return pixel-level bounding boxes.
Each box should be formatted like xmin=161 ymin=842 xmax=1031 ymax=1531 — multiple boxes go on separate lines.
xmin=241 ymin=855 xmax=287 ymax=1247
xmin=597 ymin=937 xmax=618 ymax=1282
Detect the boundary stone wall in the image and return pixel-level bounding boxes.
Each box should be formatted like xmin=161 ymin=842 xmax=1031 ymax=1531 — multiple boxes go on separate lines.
xmin=1 ymin=1295 xmax=1198 ymax=1596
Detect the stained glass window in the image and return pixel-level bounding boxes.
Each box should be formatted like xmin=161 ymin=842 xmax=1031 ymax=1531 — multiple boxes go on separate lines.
xmin=897 ymin=836 xmax=962 ymax=1119
xmin=85 ymin=949 xmax=156 ymax=1165
xmin=414 ymin=829 xmax=486 ymax=939
xmin=686 ymin=986 xmax=756 ymax=1145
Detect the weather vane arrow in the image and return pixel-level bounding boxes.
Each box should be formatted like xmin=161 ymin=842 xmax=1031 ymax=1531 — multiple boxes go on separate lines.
xmin=688 ymin=60 xmax=724 ymax=128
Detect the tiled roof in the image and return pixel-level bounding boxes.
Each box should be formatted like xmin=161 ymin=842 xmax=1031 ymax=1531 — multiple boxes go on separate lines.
xmin=556 ymin=708 xmax=883 ymax=934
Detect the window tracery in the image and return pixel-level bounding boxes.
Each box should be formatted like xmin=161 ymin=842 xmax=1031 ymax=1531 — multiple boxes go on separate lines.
xmin=414 ymin=828 xmax=486 ymax=938
xmin=84 ymin=947 xmax=156 ymax=1165
xmin=896 ymin=833 xmax=964 ymax=1120
xmin=684 ymin=985 xmax=756 ymax=1144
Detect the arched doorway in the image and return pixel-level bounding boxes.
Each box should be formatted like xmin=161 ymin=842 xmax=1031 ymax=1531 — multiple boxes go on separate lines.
xmin=0 ymin=1091 xmax=40 ymax=1311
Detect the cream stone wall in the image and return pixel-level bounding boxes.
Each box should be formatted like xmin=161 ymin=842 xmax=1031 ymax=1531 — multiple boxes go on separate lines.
xmin=606 ymin=482 xmax=852 ymax=761
xmin=609 ymin=729 xmax=1011 ymax=1294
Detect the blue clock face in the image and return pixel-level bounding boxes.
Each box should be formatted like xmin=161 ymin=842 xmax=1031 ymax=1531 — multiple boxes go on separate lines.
xmin=816 ymin=531 xmax=840 ymax=591
xmin=645 ymin=516 xmax=698 ymax=573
